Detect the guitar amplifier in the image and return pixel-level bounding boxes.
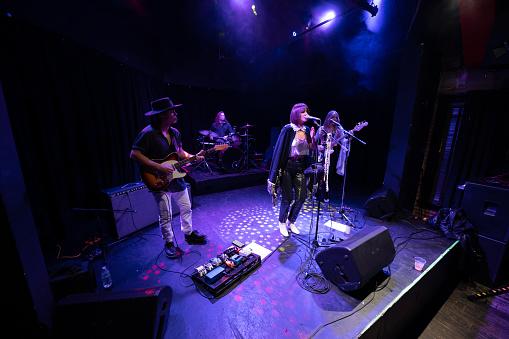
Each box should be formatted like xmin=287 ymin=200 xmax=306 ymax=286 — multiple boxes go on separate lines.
xmin=101 ymin=182 xmax=189 ymax=239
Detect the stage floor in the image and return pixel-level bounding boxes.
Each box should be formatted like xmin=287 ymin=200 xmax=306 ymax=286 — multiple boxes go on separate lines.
xmin=92 ymin=183 xmax=457 ymax=338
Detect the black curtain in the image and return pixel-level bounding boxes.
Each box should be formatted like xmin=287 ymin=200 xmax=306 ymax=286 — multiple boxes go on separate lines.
xmin=443 ymin=90 xmax=509 ymax=208
xmin=0 ymin=16 xmax=168 ymax=249
xmin=0 ymin=15 xmax=255 ymax=251
xmin=0 ymin=14 xmax=402 ymax=253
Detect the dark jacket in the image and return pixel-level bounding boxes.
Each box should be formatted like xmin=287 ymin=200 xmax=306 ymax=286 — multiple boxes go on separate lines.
xmin=268 ymin=124 xmax=314 ymax=187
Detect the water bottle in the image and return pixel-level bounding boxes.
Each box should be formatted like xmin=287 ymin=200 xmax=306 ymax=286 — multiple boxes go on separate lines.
xmin=101 ymin=265 xmax=113 ymax=289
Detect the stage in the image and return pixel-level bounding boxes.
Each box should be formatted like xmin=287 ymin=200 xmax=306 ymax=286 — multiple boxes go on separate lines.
xmin=63 ymin=175 xmax=463 ymax=339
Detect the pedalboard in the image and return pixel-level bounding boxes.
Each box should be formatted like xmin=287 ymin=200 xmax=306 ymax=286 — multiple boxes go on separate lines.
xmin=191 ymin=245 xmax=261 ymax=297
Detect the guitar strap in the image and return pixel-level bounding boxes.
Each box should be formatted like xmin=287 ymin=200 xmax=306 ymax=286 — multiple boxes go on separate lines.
xmin=167 ymin=127 xmax=180 ymax=157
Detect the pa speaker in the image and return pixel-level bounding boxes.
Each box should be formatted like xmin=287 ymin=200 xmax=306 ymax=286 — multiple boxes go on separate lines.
xmin=315 ymin=226 xmax=395 ymax=291
xmin=461 ymin=181 xmax=509 ymax=286
xmin=460 ymin=181 xmax=509 ymax=243
xmin=474 ymin=235 xmax=509 ymax=287
xmin=363 ymin=188 xmax=399 ymax=219
xmin=53 ymin=285 xmax=172 ymax=339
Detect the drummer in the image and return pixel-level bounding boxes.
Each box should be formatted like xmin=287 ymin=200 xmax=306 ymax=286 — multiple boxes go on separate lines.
xmin=210 ymin=111 xmax=234 ymax=143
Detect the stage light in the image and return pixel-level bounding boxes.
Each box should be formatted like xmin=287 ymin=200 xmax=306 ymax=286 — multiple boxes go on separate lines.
xmin=251 ymin=4 xmax=257 ymax=16
xmin=348 ymin=0 xmax=379 ymax=17
xmin=320 ymin=11 xmax=336 ymax=22
xmin=293 ymin=31 xmax=297 ymax=37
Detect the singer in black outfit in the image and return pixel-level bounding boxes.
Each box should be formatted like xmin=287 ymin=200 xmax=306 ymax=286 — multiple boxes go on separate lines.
xmin=268 ymin=103 xmax=316 ymax=237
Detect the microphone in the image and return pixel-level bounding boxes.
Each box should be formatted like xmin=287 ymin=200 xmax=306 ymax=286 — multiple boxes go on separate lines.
xmin=304 ymin=114 xmax=321 ymax=121
xmin=329 ymin=119 xmax=342 ymax=127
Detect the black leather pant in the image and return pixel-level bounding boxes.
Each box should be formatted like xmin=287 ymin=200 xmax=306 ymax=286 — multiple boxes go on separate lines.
xmin=279 ymin=160 xmax=306 ymax=223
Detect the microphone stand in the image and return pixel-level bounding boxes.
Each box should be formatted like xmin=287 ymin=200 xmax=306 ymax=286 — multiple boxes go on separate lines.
xmin=309 ymin=120 xmax=329 ymax=248
xmin=335 ymin=126 xmax=366 ymax=226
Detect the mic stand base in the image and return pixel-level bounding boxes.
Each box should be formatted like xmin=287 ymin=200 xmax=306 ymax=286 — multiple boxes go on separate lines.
xmin=193 ymin=159 xmax=214 ymax=174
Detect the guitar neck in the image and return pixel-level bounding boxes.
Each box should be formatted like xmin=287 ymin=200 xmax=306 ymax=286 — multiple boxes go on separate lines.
xmin=172 ymin=147 xmax=215 ymax=170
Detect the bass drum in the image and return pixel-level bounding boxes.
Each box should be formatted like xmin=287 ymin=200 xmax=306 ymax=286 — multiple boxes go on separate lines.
xmin=216 ymin=147 xmax=243 ymax=173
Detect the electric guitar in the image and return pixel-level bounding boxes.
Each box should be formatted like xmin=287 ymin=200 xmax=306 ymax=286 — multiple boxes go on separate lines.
xmin=338 ymin=120 xmax=368 ymax=143
xmin=318 ymin=120 xmax=368 ymax=160
xmin=140 ymin=144 xmax=228 ymax=191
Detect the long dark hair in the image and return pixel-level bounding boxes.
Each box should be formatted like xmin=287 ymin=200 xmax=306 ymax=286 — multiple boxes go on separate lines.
xmin=214 ymin=111 xmax=228 ymax=127
xmin=323 ymin=110 xmax=339 ymax=133
xmin=290 ymin=103 xmax=309 ymax=126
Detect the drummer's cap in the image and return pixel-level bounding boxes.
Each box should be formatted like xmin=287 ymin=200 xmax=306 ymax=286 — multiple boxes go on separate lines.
xmin=145 ymin=97 xmax=182 ymax=116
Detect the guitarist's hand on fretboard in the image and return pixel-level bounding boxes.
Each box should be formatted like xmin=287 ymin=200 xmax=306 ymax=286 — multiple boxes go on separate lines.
xmin=196 ymin=150 xmax=205 ymax=162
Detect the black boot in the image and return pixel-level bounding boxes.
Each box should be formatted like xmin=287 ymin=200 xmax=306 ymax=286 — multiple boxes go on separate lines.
xmin=185 ymin=230 xmax=207 ymax=244
xmin=164 ymin=242 xmax=178 ymax=259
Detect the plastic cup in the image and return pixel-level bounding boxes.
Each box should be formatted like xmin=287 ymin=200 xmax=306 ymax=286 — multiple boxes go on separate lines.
xmin=414 ymin=257 xmax=426 ymax=271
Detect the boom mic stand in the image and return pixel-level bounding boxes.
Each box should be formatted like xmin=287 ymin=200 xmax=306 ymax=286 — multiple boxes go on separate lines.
xmin=299 ymin=119 xmax=330 ymax=249
xmin=334 ymin=125 xmax=366 ymax=226
xmin=193 ymin=136 xmax=214 ymax=174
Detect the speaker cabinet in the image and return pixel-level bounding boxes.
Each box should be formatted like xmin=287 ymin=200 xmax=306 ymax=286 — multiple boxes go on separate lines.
xmin=460 ymin=182 xmax=509 ymax=242
xmin=475 ymin=235 xmax=509 ymax=287
xmin=315 ymin=226 xmax=395 ymax=291
xmin=461 ymin=182 xmax=509 ymax=286
xmin=363 ymin=188 xmax=399 ymax=219
xmin=101 ymin=182 xmax=190 ymax=239
xmin=53 ymin=286 xmax=172 ymax=339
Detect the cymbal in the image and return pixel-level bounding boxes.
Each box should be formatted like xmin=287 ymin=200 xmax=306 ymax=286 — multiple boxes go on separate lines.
xmin=198 ymin=130 xmax=219 ymax=138
xmin=239 ymin=124 xmax=255 ymax=129
xmin=240 ymin=134 xmax=251 ymax=137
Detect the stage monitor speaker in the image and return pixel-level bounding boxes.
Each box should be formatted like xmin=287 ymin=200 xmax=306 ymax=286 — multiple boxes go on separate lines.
xmin=101 ymin=182 xmax=190 ymax=239
xmin=53 ymin=285 xmax=172 ymax=339
xmin=315 ymin=226 xmax=395 ymax=291
xmin=363 ymin=188 xmax=399 ymax=219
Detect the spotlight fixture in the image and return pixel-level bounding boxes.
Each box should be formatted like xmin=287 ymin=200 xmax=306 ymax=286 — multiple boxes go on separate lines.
xmin=348 ymin=0 xmax=379 ymax=17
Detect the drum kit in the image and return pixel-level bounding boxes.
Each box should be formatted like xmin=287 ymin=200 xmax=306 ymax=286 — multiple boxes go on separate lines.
xmin=196 ymin=124 xmax=257 ymax=173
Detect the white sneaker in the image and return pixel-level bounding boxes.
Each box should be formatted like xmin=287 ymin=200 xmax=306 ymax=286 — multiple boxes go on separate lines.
xmin=289 ymin=222 xmax=300 ymax=235
xmin=279 ymin=222 xmax=289 ymax=237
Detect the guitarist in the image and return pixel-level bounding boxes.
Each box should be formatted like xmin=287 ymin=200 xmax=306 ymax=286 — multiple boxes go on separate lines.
xmin=316 ymin=110 xmax=367 ymax=202
xmin=130 ymin=97 xmax=207 ymax=259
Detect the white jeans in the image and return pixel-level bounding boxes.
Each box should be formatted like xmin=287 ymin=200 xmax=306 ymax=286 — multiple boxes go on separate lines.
xmin=151 ymin=187 xmax=192 ymax=243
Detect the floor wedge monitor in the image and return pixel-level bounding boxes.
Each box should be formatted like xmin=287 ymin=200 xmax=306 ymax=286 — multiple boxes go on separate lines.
xmin=316 ymin=226 xmax=395 ymax=291
xmin=53 ymin=285 xmax=172 ymax=339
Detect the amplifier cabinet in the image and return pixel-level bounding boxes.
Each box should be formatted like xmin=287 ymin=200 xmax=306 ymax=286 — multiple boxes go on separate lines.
xmin=101 ymin=182 xmax=188 ymax=239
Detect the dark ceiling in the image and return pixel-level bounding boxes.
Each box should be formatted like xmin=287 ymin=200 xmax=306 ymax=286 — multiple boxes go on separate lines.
xmin=1 ymin=0 xmax=423 ymax=89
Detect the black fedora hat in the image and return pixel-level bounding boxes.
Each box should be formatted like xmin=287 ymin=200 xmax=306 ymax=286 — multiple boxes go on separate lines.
xmin=144 ymin=97 xmax=182 ymax=116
